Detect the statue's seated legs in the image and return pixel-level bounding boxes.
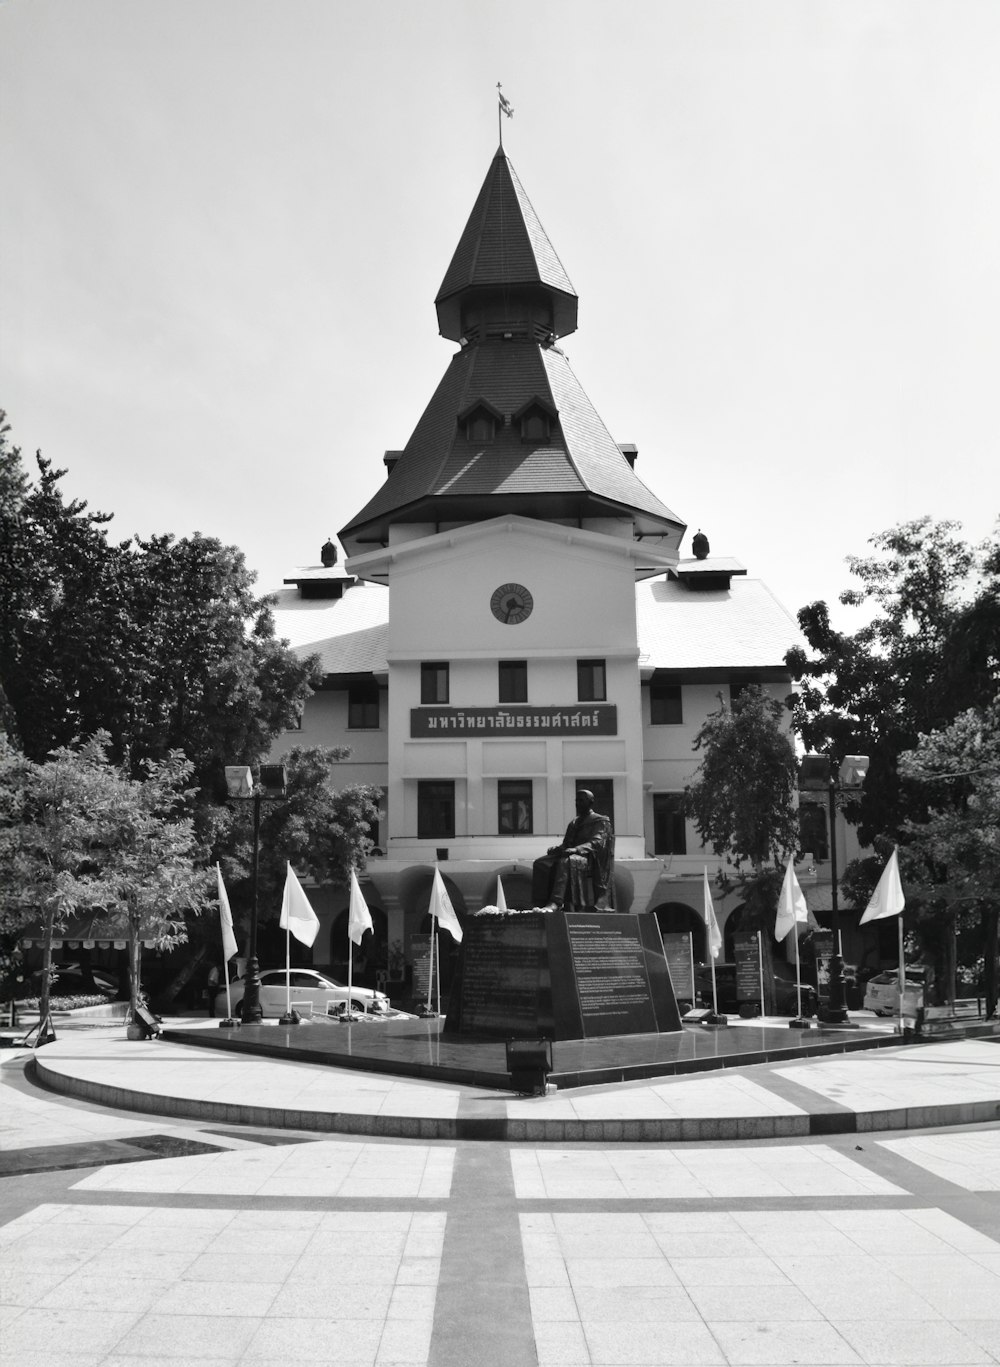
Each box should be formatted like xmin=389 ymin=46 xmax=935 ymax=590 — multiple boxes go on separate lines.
xmin=532 ymin=852 xmax=607 ymax=912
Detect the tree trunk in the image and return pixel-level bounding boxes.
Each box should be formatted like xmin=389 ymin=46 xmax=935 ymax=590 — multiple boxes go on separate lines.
xmin=153 ymin=944 xmax=209 ymax=1012
xmin=983 ymin=903 xmax=999 ymax=1018
xmin=38 ymin=904 xmax=55 ymax=1032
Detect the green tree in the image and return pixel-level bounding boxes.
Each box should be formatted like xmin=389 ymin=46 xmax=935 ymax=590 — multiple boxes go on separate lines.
xmin=0 ymin=415 xmax=317 ymax=794
xmin=687 ymin=686 xmax=800 ymax=875
xmin=0 ymin=734 xmax=211 ymax=1028
xmin=786 ymin=516 xmax=1000 ymax=997
xmin=685 ymin=686 xmax=800 ymax=1010
xmin=786 ymin=517 xmax=1000 ymax=847
xmin=0 ymin=735 xmax=119 ymax=1031
xmin=897 ymin=700 xmax=1000 ymax=1014
xmin=97 ymin=751 xmax=211 ymax=1019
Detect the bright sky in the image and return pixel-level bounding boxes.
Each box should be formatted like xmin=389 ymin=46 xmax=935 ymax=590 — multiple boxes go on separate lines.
xmin=2 ymin=0 xmax=997 ymax=630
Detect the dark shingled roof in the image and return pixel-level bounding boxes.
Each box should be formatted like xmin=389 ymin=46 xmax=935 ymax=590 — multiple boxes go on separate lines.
xmin=339 ymin=340 xmax=683 ymax=552
xmin=435 ymin=150 xmax=578 ymax=341
xmin=340 ymin=148 xmax=685 ymax=557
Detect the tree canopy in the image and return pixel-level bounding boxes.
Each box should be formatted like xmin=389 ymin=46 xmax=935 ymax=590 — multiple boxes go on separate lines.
xmin=686 ymin=685 xmax=800 ymax=876
xmin=0 ymin=413 xmax=318 ymax=796
xmin=786 ymin=517 xmax=1000 ymax=847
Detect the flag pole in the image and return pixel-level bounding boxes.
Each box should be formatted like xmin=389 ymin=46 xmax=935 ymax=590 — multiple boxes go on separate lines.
xmin=347 ymin=926 xmax=354 ymax=1020
xmin=897 ymin=913 xmax=906 ymax=1036
xmin=224 ymin=951 xmax=233 ymax=1022
xmin=436 ymin=933 xmax=441 ymax=1017
xmin=793 ymin=922 xmax=803 ymax=1020
xmin=688 ymin=931 xmax=695 ymax=1007
xmin=425 ymin=919 xmax=435 ymax=1015
xmin=757 ymin=930 xmax=765 ymax=1020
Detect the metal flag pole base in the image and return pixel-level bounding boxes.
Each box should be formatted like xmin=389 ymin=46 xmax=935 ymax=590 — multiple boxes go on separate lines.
xmin=788 ymin=1016 xmax=814 ymax=1030
xmin=700 ymin=1012 xmax=729 ymax=1027
xmin=278 ymin=1010 xmax=302 ymax=1025
xmin=217 ymin=1017 xmax=240 ymax=1030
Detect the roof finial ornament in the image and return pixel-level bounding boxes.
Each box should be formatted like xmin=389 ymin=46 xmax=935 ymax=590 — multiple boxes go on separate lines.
xmin=692 ymin=529 xmax=710 ymax=560
xmin=497 ymin=82 xmax=514 ymax=148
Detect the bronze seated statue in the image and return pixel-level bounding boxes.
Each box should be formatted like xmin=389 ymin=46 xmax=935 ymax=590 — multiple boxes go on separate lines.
xmin=531 ymin=789 xmax=616 ymax=912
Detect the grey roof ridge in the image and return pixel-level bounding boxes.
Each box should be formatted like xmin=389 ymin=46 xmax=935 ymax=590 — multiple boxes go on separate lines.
xmin=540 ymin=347 xmax=677 ymax=520
xmin=506 ymin=154 xmax=576 ymax=297
xmin=744 ymin=575 xmax=802 ymax=629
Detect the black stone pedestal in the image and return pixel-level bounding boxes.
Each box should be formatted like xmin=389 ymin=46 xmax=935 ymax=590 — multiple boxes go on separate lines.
xmin=444 ymin=911 xmax=683 ymax=1041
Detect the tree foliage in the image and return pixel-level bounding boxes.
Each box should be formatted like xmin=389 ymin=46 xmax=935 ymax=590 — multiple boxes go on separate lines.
xmin=0 ymin=734 xmax=209 ymax=1022
xmin=220 ymin=746 xmax=383 ymax=925
xmin=686 ymin=686 xmax=800 ymax=875
xmin=897 ymin=700 xmax=1000 ymax=1013
xmin=0 ymin=413 xmax=318 ymax=796
xmin=786 ymin=517 xmax=1000 ymax=847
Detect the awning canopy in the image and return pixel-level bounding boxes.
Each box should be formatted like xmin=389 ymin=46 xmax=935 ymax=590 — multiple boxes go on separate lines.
xmin=19 ymin=914 xmax=166 ymax=948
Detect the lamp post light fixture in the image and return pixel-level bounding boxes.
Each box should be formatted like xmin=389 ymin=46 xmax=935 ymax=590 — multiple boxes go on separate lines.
xmin=799 ymin=753 xmax=870 ymax=1025
xmin=224 ymin=763 xmax=287 ymax=1025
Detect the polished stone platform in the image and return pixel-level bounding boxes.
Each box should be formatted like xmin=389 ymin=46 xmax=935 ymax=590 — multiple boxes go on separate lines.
xmin=162 ymin=1015 xmax=899 ymax=1091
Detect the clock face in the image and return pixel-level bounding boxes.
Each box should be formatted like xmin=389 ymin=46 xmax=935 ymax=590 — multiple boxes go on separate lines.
xmin=490 ymin=582 xmax=534 ymax=625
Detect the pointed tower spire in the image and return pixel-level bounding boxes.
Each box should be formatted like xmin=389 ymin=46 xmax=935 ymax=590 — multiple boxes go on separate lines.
xmin=435 ymin=150 xmax=578 ymax=342
xmin=340 ymin=150 xmax=684 ymax=562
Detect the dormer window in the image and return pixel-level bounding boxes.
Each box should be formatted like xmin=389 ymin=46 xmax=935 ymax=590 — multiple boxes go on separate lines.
xmin=513 ymin=396 xmax=557 ymax=444
xmin=458 ymin=399 xmax=503 ymax=443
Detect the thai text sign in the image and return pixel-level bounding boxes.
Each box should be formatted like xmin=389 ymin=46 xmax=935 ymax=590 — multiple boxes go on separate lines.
xmin=411 ymin=705 xmax=618 ymax=737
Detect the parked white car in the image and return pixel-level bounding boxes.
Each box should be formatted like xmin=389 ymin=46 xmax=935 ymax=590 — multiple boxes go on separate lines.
xmin=217 ymin=969 xmax=389 ymax=1019
xmin=863 ymin=971 xmax=925 ymax=1016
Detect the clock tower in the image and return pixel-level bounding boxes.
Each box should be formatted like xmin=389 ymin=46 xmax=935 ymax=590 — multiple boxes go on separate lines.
xmin=340 ymin=149 xmax=687 ymax=903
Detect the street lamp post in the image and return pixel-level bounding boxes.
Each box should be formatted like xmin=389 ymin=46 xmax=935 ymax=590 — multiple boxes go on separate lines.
xmin=224 ymin=764 xmax=286 ymax=1025
xmin=800 ymin=754 xmax=869 ymax=1026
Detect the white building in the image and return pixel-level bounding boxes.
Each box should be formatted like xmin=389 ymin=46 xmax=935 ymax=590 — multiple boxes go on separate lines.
xmin=268 ymin=148 xmax=803 ymax=980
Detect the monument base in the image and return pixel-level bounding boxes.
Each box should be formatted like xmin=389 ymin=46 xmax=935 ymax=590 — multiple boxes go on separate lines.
xmin=444 ymin=910 xmax=682 ymax=1041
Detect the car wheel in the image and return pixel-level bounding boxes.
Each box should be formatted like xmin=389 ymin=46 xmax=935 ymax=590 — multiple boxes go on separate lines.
xmin=350 ymin=999 xmax=368 ymax=1013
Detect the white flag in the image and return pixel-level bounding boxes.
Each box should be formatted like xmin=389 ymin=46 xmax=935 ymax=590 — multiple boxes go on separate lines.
xmin=495 ymin=876 xmax=508 ymax=913
xmin=702 ymin=867 xmax=722 ymax=959
xmin=775 ymin=857 xmax=810 ymax=941
xmin=860 ymin=848 xmax=906 ymax=923
xmin=429 ymin=867 xmax=463 ymax=943
xmin=280 ymin=863 xmax=320 ymax=947
xmin=348 ymin=868 xmax=374 ymax=947
xmin=217 ymin=864 xmax=239 ymax=961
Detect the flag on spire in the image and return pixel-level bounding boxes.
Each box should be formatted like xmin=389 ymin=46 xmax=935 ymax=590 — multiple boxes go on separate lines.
xmin=497 ymin=83 xmax=514 ymax=118
xmin=702 ymin=868 xmax=722 ymax=959
xmin=429 ymin=867 xmax=463 ymax=942
xmin=775 ymin=857 xmax=810 ymax=941
xmin=280 ymin=863 xmax=320 ymax=947
xmin=860 ymin=848 xmax=906 ymax=923
xmin=216 ymin=864 xmax=238 ymax=962
xmin=348 ymin=869 xmax=374 ymax=947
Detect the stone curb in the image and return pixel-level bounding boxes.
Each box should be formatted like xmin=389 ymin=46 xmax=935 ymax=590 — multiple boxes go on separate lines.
xmin=31 ymin=1055 xmax=1000 ymax=1144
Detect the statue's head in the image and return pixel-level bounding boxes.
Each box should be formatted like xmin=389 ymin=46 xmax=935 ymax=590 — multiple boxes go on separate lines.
xmin=576 ymin=789 xmax=595 ymax=815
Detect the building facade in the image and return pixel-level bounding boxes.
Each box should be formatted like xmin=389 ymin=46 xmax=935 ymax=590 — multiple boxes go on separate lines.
xmin=268 ymin=148 xmax=805 ymax=980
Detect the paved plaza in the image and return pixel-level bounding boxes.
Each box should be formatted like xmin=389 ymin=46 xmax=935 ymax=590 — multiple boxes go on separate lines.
xmin=2 ymin=1024 xmax=999 ymax=1366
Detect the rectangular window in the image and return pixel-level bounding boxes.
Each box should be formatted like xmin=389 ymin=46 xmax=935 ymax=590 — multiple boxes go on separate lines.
xmin=650 ymin=682 xmax=683 ymax=725
xmin=418 ymin=781 xmax=455 ymax=840
xmin=653 ymin=793 xmax=687 ymax=855
xmin=498 ymin=660 xmax=528 ymax=703
xmin=420 ymin=662 xmax=449 ymax=704
xmin=498 ymin=780 xmax=533 ymax=835
xmin=577 ymin=658 xmax=606 ymax=702
xmin=576 ymin=779 xmax=615 ymax=832
xmin=348 ymin=681 xmax=380 ymax=729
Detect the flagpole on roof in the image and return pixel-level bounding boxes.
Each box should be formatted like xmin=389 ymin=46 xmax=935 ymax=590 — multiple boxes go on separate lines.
xmin=497 ymin=82 xmax=513 ymax=148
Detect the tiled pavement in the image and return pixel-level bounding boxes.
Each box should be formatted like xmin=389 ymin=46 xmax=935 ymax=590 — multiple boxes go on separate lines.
xmin=2 ymin=1031 xmax=1000 ymax=1366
